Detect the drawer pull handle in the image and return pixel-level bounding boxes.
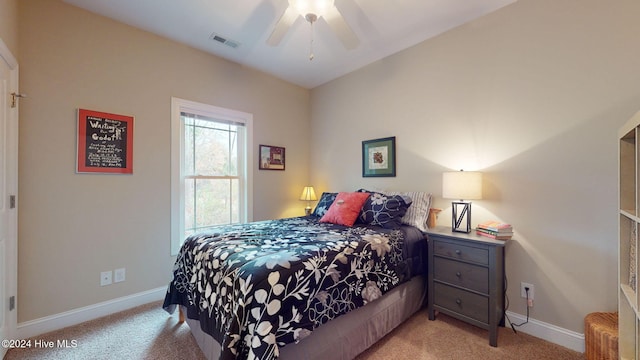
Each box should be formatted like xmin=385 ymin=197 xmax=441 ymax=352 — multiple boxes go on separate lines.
xmin=455 ymin=249 xmax=461 ymax=255
xmin=456 ymin=272 xmax=461 ymax=277
xmin=455 ymin=298 xmax=462 ymax=305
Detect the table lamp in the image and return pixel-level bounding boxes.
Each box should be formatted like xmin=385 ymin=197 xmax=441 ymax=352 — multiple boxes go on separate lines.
xmin=442 ymin=170 xmax=482 ymax=233
xmin=299 ymin=186 xmax=317 ymax=215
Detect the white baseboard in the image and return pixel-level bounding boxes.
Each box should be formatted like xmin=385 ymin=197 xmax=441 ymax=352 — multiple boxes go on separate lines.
xmin=505 ymin=311 xmax=585 ymax=353
xmin=17 ymin=287 xmax=167 ymax=340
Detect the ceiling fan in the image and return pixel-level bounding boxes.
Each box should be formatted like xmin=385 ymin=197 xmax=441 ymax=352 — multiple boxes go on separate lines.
xmin=267 ymin=0 xmax=359 ymax=51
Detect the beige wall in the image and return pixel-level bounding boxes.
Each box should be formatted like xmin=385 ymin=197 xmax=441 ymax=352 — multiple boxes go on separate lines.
xmin=310 ymin=0 xmax=640 ymax=333
xmin=17 ymin=0 xmax=310 ymax=322
xmin=0 ymin=0 xmax=18 ymax=56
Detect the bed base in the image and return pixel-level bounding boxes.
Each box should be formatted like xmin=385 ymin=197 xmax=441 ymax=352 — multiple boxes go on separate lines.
xmin=177 ymin=275 xmax=426 ymax=360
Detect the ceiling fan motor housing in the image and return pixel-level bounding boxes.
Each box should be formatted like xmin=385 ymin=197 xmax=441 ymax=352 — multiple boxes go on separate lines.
xmin=305 ymin=13 xmax=318 ymax=23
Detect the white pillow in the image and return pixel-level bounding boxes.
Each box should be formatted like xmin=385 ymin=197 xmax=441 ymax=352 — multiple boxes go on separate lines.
xmin=385 ymin=191 xmax=432 ymax=232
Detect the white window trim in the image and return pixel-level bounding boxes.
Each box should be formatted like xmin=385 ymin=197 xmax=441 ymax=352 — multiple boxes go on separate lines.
xmin=170 ymin=97 xmax=253 ymax=255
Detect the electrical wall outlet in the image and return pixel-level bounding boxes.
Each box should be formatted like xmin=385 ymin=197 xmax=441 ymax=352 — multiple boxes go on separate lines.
xmin=114 ymin=268 xmax=126 ymax=283
xmin=100 ymin=271 xmax=112 ymax=286
xmin=520 ymin=282 xmax=535 ymax=300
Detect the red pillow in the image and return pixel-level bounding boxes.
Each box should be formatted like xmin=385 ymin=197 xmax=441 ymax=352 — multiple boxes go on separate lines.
xmin=319 ymin=192 xmax=371 ymax=226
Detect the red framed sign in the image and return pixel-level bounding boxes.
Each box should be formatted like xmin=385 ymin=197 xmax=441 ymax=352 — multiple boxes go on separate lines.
xmin=76 ymin=109 xmax=133 ymax=174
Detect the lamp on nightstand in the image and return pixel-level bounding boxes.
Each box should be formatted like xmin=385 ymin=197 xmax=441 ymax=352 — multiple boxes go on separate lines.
xmin=442 ymin=170 xmax=482 ymax=233
xmin=299 ymin=186 xmax=317 ymax=215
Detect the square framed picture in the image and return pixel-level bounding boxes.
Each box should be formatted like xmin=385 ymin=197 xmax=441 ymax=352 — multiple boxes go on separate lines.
xmin=259 ymin=144 xmax=285 ymax=170
xmin=362 ymin=136 xmax=396 ymax=177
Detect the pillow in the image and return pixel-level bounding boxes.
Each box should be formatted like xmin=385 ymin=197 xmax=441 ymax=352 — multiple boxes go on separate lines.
xmin=385 ymin=191 xmax=432 ymax=232
xmin=312 ymin=192 xmax=338 ymax=217
xmin=319 ymin=192 xmax=370 ymax=226
xmin=356 ymin=189 xmax=412 ymax=229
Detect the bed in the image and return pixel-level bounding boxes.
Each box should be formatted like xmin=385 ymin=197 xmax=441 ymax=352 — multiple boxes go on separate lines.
xmin=163 ymin=190 xmax=432 ymax=360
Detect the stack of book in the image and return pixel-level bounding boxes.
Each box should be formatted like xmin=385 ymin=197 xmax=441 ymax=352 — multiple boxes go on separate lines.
xmin=476 ymin=220 xmax=513 ymax=240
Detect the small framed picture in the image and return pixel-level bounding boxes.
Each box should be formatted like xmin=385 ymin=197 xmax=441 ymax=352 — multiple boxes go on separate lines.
xmin=362 ymin=136 xmax=396 ymax=177
xmin=259 ymin=144 xmax=285 ymax=170
xmin=76 ymin=108 xmax=134 ymax=174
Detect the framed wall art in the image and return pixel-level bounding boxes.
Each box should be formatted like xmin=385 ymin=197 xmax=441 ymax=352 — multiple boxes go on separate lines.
xmin=259 ymin=144 xmax=285 ymax=170
xmin=76 ymin=108 xmax=134 ymax=174
xmin=362 ymin=136 xmax=396 ymax=177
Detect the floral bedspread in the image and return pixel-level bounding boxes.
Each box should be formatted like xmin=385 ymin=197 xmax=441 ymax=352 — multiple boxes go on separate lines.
xmin=163 ymin=217 xmax=410 ymax=360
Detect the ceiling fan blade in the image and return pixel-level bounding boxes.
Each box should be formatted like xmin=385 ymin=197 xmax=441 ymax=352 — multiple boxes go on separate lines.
xmin=324 ymin=6 xmax=359 ymax=50
xmin=267 ymin=6 xmax=299 ymax=46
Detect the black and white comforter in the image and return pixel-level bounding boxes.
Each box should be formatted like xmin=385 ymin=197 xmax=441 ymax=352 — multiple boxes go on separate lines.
xmin=163 ymin=216 xmax=422 ymax=360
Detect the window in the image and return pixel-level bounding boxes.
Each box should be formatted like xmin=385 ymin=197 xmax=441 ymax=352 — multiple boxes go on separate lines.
xmin=171 ymin=98 xmax=253 ymax=255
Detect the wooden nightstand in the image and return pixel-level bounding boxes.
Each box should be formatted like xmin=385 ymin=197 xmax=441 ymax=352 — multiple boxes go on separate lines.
xmin=426 ymin=226 xmax=507 ymax=347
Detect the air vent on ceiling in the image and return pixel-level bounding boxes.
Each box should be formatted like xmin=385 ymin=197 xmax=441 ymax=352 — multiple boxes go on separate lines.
xmin=209 ymin=32 xmax=240 ymax=49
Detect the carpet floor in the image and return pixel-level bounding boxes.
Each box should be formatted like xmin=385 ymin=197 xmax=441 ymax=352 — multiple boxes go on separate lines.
xmin=6 ymin=301 xmax=585 ymax=359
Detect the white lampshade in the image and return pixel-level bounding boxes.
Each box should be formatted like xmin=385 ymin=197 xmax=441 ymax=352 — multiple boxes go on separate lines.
xmin=299 ymin=186 xmax=318 ymax=201
xmin=442 ymin=171 xmax=482 ymax=200
xmin=289 ymin=0 xmax=334 ymax=17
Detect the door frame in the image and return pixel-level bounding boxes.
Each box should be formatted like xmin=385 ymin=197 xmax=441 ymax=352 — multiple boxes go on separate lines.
xmin=0 ymin=36 xmax=19 ymax=343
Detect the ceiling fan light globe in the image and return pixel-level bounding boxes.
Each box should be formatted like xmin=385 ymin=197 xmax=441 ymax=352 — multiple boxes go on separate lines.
xmin=289 ymin=0 xmax=335 ymax=18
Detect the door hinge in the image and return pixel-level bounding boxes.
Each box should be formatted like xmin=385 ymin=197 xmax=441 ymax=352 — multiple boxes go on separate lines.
xmin=9 ymin=195 xmax=15 ymax=209
xmin=9 ymin=296 xmax=15 ymax=311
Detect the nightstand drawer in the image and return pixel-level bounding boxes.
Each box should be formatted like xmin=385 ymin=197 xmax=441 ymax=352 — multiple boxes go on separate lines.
xmin=434 ymin=282 xmax=489 ymax=323
xmin=433 ymin=257 xmax=489 ymax=294
xmin=432 ymin=240 xmax=488 ymax=265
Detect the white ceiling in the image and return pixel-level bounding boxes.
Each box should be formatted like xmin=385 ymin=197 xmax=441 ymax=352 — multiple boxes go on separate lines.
xmin=62 ymin=0 xmax=516 ymax=89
